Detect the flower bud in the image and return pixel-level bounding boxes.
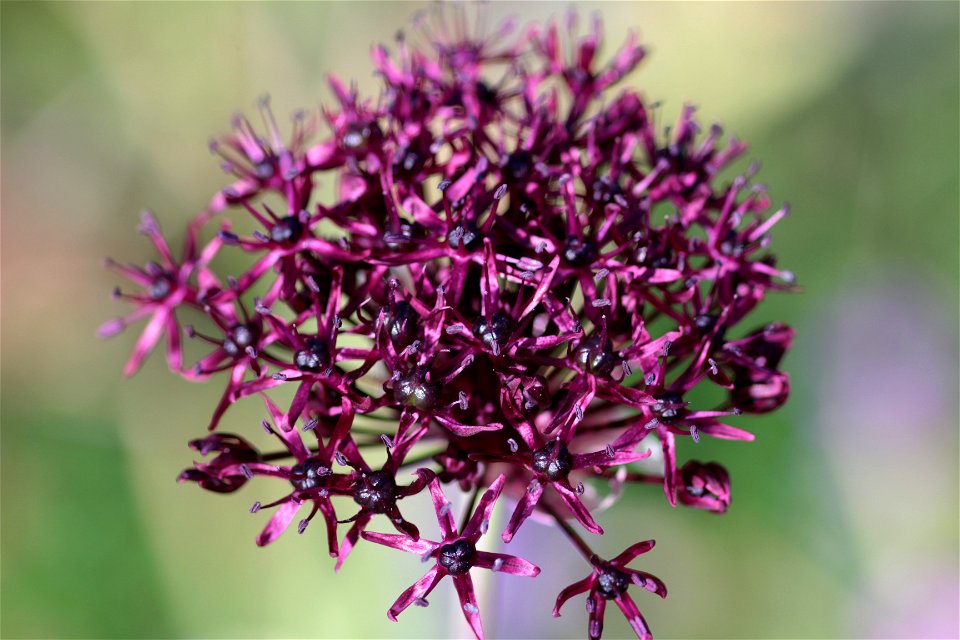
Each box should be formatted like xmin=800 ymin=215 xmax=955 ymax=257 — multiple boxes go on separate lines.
xmin=677 ymin=461 xmax=730 ymax=513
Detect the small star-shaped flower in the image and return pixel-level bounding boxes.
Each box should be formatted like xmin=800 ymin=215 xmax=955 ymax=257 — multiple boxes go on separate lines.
xmin=362 ymin=474 xmax=540 ymax=639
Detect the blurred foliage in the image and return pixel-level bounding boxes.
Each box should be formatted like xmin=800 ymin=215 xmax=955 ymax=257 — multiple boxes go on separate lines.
xmin=2 ymin=2 xmax=957 ymax=639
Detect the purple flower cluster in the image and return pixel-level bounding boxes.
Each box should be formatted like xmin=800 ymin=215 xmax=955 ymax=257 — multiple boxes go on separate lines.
xmin=101 ymin=8 xmax=794 ymax=639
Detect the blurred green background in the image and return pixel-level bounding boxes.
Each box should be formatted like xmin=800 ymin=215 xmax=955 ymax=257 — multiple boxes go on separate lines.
xmin=2 ymin=2 xmax=957 ymax=639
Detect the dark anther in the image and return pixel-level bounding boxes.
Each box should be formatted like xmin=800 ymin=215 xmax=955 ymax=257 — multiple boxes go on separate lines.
xmin=438 ymin=539 xmax=476 ymax=575
xmin=563 ymin=237 xmax=597 ymax=267
xmin=270 ymin=215 xmax=303 ymax=243
xmin=384 ymin=301 xmax=420 ymax=347
xmin=223 ymin=324 xmax=256 ymax=358
xmin=501 ymin=150 xmax=532 ymax=181
xmin=289 ymin=457 xmax=331 ymax=492
xmin=474 ymin=312 xmax=512 ymax=354
xmin=573 ymin=334 xmax=616 ymax=377
xmin=596 ymin=565 xmax=630 ymax=599
xmin=294 ymin=337 xmax=329 ymax=373
xmin=394 ymin=372 xmax=440 ymax=410
xmin=531 ymin=440 xmax=573 ymax=481
xmin=352 ymin=470 xmax=398 ymax=514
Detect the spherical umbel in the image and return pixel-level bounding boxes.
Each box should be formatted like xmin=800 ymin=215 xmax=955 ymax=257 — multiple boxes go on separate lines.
xmin=99 ymin=10 xmax=799 ymax=639
xmin=438 ymin=539 xmax=476 ymax=575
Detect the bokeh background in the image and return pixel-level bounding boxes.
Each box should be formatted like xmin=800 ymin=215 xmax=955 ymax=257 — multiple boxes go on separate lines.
xmin=2 ymin=2 xmax=958 ymax=639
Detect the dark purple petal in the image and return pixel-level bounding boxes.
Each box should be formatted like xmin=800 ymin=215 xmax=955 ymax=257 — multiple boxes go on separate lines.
xmin=588 ymin=594 xmax=607 ymax=640
xmin=335 ymin=513 xmax=372 ymax=572
xmin=386 ymin=565 xmax=444 ymax=622
xmin=553 ymin=576 xmax=593 ymax=616
xmin=572 ymin=445 xmax=651 ymax=470
xmin=626 ymin=570 xmax=668 ymax=598
xmin=122 ymin=308 xmax=169 ymax=376
xmin=614 ymin=592 xmax=653 ymax=640
xmin=426 ymin=477 xmax=457 ymax=539
xmin=501 ymin=478 xmax=543 ymax=543
xmin=555 ymin=481 xmax=603 ymax=535
xmin=360 ymin=530 xmax=437 ymax=556
xmin=660 ymin=430 xmax=678 ymax=506
xmin=452 ymin=573 xmax=484 ymax=640
xmin=611 ymin=539 xmax=656 ymax=565
xmin=463 ymin=474 xmax=505 ymax=540
xmin=255 ymin=499 xmax=302 ymax=546
xmin=474 ymin=551 xmax=540 ymax=577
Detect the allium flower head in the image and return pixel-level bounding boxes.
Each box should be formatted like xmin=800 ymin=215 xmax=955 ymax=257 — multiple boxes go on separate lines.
xmin=103 ymin=5 xmax=795 ymax=638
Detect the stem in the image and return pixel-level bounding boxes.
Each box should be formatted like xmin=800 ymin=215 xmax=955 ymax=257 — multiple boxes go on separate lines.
xmin=397 ymin=448 xmax=444 ymax=469
xmin=350 ymin=424 xmax=401 ymax=436
xmin=541 ymin=501 xmax=595 ymax=562
xmin=599 ymin=468 xmax=663 ymax=484
xmin=459 ymin=482 xmax=482 ymax=533
xmin=261 ymin=448 xmax=317 ymax=462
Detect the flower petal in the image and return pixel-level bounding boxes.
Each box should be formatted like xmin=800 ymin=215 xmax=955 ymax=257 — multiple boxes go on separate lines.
xmin=163 ymin=312 xmax=183 ymax=372
xmin=553 ymin=575 xmax=592 ymax=616
xmin=555 ymin=481 xmax=603 ymax=535
xmin=433 ymin=413 xmax=504 ymax=437
xmin=588 ymin=593 xmax=607 ymax=640
xmin=502 ymin=478 xmax=543 ymax=543
xmin=463 ymin=474 xmax=505 ymax=540
xmin=360 ymin=531 xmax=437 ymax=556
xmin=452 ymin=573 xmax=484 ymax=640
xmin=611 ymin=539 xmax=656 ymax=565
xmin=255 ymin=498 xmax=302 ymax=546
xmin=626 ymin=570 xmax=668 ymax=599
xmin=318 ymin=498 xmax=340 ymax=558
xmin=474 ymin=551 xmax=540 ymax=577
xmin=479 ymin=239 xmax=499 ymax=318
xmin=695 ymin=419 xmax=756 ymax=441
xmin=572 ymin=446 xmax=651 ymax=470
xmin=660 ymin=429 xmax=677 ymax=506
xmin=519 ymin=255 xmax=560 ymax=320
xmin=387 ymin=565 xmax=444 ymax=622
xmin=335 ymin=513 xmax=372 ymax=572
xmin=614 ymin=592 xmax=653 ymax=640
xmin=122 ymin=308 xmax=168 ymax=376
xmin=426 ymin=477 xmax=457 ymax=539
